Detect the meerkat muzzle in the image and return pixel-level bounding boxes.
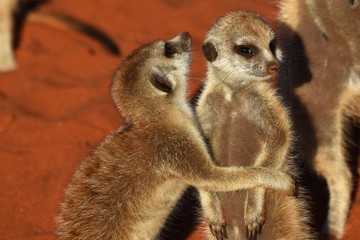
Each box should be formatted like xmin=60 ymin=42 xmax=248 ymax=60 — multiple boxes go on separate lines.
xmin=167 ymin=32 xmax=192 ymax=54
xmin=267 ymin=61 xmax=280 ymax=74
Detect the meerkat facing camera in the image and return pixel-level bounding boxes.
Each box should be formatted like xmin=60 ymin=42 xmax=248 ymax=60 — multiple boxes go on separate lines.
xmin=56 ymin=32 xmax=296 ymax=240
xmin=196 ymin=11 xmax=313 ymax=240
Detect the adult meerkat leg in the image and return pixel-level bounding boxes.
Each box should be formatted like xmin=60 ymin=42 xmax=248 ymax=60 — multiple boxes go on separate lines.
xmin=313 ymin=123 xmax=352 ymax=238
xmin=0 ymin=0 xmax=16 ymax=72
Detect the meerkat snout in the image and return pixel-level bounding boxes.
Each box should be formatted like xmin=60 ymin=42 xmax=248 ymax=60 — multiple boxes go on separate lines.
xmin=267 ymin=61 xmax=280 ymax=74
xmin=165 ymin=31 xmax=191 ymax=57
xmin=149 ymin=32 xmax=191 ymax=94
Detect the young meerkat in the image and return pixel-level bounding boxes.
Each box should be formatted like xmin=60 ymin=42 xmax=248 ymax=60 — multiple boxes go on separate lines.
xmin=196 ymin=10 xmax=313 ymax=240
xmin=56 ymin=32 xmax=296 ymax=240
xmin=277 ymin=0 xmax=360 ymax=238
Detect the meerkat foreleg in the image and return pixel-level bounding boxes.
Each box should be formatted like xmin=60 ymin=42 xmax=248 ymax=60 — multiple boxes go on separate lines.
xmin=198 ymin=190 xmax=227 ymax=240
xmin=0 ymin=0 xmax=16 ymax=72
xmin=244 ymin=131 xmax=291 ymax=240
xmin=176 ymin=159 xmax=295 ymax=240
xmin=244 ymin=187 xmax=266 ymax=240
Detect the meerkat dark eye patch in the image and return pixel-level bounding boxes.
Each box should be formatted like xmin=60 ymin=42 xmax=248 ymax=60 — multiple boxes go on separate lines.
xmin=234 ymin=44 xmax=257 ymax=58
xmin=202 ymin=42 xmax=218 ymax=62
xmin=347 ymin=0 xmax=357 ymax=6
xmin=164 ymin=42 xmax=177 ymax=58
xmin=150 ymin=73 xmax=173 ymax=93
xmin=269 ymin=39 xmax=276 ymax=55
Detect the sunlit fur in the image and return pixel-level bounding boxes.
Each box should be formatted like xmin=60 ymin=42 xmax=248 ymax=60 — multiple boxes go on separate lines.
xmin=56 ymin=32 xmax=296 ymax=240
xmin=278 ymin=0 xmax=360 ymax=238
xmin=196 ymin=10 xmax=314 ymax=240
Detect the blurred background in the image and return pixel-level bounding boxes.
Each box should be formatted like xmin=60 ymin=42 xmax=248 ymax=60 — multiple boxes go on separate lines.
xmin=0 ymin=0 xmax=359 ymax=239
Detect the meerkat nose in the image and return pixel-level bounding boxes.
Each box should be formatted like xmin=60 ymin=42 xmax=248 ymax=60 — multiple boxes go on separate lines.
xmin=179 ymin=31 xmax=191 ymax=40
xmin=178 ymin=32 xmax=191 ymax=51
xmin=267 ymin=61 xmax=280 ymax=74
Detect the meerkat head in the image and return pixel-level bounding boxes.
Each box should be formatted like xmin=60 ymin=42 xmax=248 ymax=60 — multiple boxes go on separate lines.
xmin=202 ymin=10 xmax=282 ymax=86
xmin=111 ymin=32 xmax=192 ymax=119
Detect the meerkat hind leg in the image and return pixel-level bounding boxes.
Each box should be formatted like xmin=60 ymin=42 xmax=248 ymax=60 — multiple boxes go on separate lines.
xmin=315 ymin=146 xmax=352 ymax=239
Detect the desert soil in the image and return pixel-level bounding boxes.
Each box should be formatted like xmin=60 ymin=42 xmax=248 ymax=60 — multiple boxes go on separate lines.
xmin=0 ymin=0 xmax=359 ymax=239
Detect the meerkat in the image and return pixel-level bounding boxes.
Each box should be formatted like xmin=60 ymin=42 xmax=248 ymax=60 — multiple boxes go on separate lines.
xmin=0 ymin=0 xmax=119 ymax=73
xmin=195 ymin=10 xmax=313 ymax=240
xmin=277 ymin=0 xmax=360 ymax=238
xmin=56 ymin=32 xmax=296 ymax=240
xmin=0 ymin=0 xmax=17 ymax=71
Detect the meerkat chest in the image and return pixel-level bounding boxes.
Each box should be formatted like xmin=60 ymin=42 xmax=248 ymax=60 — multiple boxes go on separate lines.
xmin=210 ymin=91 xmax=265 ymax=167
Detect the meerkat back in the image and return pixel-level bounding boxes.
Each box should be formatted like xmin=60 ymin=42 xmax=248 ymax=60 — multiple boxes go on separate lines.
xmin=196 ymin=10 xmax=313 ymax=239
xmin=56 ymin=32 xmax=195 ymax=240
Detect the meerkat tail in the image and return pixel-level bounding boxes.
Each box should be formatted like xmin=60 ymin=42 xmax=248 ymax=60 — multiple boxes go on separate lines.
xmin=27 ymin=11 xmax=120 ymax=56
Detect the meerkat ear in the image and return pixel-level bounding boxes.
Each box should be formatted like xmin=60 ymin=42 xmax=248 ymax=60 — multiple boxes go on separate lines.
xmin=150 ymin=72 xmax=173 ymax=94
xmin=202 ymin=41 xmax=218 ymax=62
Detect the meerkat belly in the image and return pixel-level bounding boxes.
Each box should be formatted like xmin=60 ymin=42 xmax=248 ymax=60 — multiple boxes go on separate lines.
xmin=130 ymin=180 xmax=187 ymax=239
xmin=211 ymin=103 xmax=264 ymax=167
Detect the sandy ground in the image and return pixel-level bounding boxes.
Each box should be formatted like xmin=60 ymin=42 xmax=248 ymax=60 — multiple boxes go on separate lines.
xmin=0 ymin=0 xmax=359 ymax=239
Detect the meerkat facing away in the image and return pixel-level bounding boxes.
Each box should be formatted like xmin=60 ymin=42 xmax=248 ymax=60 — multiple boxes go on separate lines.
xmin=277 ymin=0 xmax=360 ymax=238
xmin=196 ymin=10 xmax=313 ymax=240
xmin=56 ymin=32 xmax=296 ymax=240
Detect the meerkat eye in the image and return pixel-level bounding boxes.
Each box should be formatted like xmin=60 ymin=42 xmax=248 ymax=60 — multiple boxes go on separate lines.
xmin=347 ymin=0 xmax=356 ymax=6
xmin=269 ymin=39 xmax=276 ymax=55
xmin=234 ymin=45 xmax=257 ymax=58
xmin=164 ymin=42 xmax=176 ymax=58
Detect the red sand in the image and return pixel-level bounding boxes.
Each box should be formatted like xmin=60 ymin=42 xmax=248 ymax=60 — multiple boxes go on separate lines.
xmin=0 ymin=0 xmax=359 ymax=239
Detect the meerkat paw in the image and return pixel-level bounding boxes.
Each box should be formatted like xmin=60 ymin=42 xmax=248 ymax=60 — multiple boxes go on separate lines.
xmin=245 ymin=214 xmax=265 ymax=240
xmin=263 ymin=170 xmax=298 ymax=196
xmin=278 ymin=171 xmax=298 ymax=197
xmin=209 ymin=221 xmax=228 ymax=240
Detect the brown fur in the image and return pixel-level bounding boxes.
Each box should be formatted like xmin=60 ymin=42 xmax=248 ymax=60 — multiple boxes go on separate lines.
xmin=56 ymin=32 xmax=296 ymax=240
xmin=196 ymin=10 xmax=314 ymax=240
xmin=277 ymin=0 xmax=360 ymax=238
